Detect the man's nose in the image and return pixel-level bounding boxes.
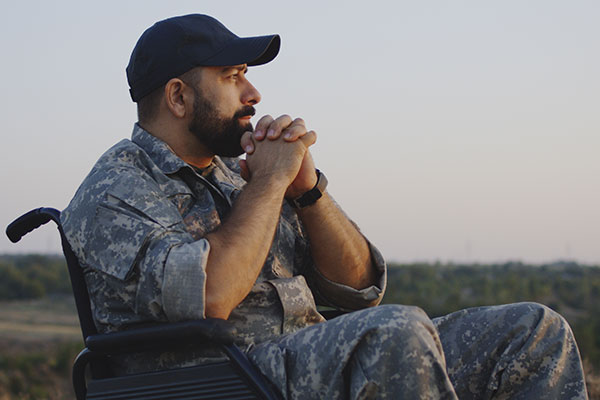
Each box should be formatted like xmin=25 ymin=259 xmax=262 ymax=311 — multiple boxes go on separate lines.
xmin=242 ymin=80 xmax=261 ymax=106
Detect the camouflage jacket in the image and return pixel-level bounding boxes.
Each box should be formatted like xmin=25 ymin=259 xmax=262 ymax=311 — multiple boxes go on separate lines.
xmin=61 ymin=124 xmax=386 ymax=354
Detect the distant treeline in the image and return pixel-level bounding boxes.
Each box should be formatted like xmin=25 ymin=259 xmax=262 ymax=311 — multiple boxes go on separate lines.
xmin=383 ymin=261 xmax=600 ymax=369
xmin=0 ymin=255 xmax=71 ymax=300
xmin=1 ymin=255 xmax=599 ymax=367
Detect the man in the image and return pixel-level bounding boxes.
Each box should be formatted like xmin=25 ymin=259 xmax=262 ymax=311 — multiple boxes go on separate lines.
xmin=62 ymin=14 xmax=588 ymax=399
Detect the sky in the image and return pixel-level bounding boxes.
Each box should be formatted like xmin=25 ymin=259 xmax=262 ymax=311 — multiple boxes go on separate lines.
xmin=0 ymin=1 xmax=598 ymax=264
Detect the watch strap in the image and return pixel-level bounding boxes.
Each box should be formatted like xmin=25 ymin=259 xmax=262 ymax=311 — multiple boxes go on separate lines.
xmin=288 ymin=169 xmax=328 ymax=209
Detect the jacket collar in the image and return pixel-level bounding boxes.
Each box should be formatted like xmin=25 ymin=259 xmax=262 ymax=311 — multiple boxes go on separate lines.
xmin=131 ymin=123 xmax=190 ymax=175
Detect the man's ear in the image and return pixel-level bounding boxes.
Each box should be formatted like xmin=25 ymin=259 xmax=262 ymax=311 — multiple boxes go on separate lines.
xmin=164 ymin=78 xmax=191 ymax=119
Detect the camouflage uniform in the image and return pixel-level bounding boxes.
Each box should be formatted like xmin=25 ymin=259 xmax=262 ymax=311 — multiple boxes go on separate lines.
xmin=61 ymin=124 xmax=386 ymax=368
xmin=62 ymin=124 xmax=588 ymax=399
xmin=250 ymin=303 xmax=587 ymax=399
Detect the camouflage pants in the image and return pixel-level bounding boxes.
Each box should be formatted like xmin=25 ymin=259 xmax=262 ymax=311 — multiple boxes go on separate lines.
xmin=248 ymin=302 xmax=588 ymax=399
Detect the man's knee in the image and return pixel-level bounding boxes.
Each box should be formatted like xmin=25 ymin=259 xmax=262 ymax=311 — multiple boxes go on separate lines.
xmin=353 ymin=304 xmax=443 ymax=360
xmin=504 ymin=302 xmax=571 ymax=335
xmin=349 ymin=305 xmax=453 ymax=398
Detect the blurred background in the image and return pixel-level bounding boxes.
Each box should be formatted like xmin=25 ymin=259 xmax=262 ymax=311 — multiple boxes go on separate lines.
xmin=0 ymin=1 xmax=598 ymax=398
xmin=1 ymin=0 xmax=598 ymax=264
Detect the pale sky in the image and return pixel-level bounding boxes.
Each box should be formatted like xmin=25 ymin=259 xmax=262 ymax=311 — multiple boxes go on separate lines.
xmin=1 ymin=1 xmax=598 ymax=264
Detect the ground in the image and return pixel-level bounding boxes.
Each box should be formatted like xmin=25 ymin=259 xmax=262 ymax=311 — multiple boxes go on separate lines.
xmin=0 ymin=295 xmax=598 ymax=399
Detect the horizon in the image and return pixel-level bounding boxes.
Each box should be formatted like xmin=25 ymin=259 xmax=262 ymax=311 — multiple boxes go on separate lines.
xmin=1 ymin=251 xmax=597 ymax=268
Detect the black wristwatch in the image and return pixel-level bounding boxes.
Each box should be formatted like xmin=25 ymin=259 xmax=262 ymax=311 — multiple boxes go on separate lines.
xmin=288 ymin=169 xmax=328 ymax=209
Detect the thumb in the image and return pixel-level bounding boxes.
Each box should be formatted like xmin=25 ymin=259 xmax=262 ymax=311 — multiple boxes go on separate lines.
xmin=240 ymin=131 xmax=255 ymax=154
xmin=299 ymin=130 xmax=317 ymax=148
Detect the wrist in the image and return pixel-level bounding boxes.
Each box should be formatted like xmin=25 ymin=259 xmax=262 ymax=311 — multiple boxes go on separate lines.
xmin=249 ymin=171 xmax=289 ymax=193
xmin=287 ymin=169 xmax=328 ymax=209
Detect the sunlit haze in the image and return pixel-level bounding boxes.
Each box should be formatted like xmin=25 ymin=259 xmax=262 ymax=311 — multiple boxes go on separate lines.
xmin=1 ymin=1 xmax=598 ymax=264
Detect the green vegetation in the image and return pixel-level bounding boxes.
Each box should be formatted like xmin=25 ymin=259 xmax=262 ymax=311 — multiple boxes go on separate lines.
xmin=0 ymin=255 xmax=71 ymax=300
xmin=0 ymin=255 xmax=599 ymax=398
xmin=0 ymin=341 xmax=81 ymax=399
xmin=383 ymin=261 xmax=600 ymax=369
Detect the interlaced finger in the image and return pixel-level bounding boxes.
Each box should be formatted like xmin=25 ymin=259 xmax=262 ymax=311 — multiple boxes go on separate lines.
xmin=264 ymin=114 xmax=293 ymax=140
xmin=254 ymin=115 xmax=275 ymax=140
xmin=283 ymin=118 xmax=308 ymax=142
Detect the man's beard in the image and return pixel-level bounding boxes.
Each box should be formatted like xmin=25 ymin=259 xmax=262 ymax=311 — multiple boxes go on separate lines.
xmin=188 ymin=88 xmax=255 ymax=157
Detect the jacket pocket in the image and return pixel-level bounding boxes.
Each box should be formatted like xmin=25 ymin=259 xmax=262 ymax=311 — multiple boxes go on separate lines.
xmin=85 ymin=205 xmax=157 ymax=280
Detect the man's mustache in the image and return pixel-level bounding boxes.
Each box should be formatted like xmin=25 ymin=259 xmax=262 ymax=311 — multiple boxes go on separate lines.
xmin=234 ymin=106 xmax=256 ymax=119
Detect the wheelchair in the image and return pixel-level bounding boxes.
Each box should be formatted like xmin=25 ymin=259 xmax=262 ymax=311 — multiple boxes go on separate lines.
xmin=6 ymin=207 xmax=283 ymax=400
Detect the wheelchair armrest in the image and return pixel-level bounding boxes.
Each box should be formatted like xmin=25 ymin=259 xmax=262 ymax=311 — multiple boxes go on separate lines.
xmin=319 ymin=309 xmax=346 ymax=320
xmin=85 ymin=318 xmax=236 ymax=355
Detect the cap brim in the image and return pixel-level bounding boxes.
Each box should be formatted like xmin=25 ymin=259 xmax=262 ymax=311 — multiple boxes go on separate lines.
xmin=200 ymin=34 xmax=281 ymax=67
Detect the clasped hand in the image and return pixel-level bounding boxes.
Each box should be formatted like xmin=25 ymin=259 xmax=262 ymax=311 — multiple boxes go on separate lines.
xmin=239 ymin=115 xmax=318 ymax=199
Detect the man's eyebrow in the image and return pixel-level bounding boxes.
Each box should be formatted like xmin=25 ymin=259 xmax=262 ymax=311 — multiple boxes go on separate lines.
xmin=221 ymin=65 xmax=248 ymax=74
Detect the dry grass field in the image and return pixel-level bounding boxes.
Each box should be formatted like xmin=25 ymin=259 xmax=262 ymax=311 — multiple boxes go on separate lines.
xmin=0 ymin=297 xmax=80 ymax=339
xmin=0 ymin=296 xmax=81 ymax=399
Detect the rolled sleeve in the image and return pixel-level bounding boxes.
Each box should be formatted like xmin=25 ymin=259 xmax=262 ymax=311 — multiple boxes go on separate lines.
xmin=310 ymin=241 xmax=387 ymax=311
xmin=161 ymin=239 xmax=210 ymax=321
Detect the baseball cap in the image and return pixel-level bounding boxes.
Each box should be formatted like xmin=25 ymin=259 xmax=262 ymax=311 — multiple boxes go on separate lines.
xmin=126 ymin=14 xmax=281 ymax=102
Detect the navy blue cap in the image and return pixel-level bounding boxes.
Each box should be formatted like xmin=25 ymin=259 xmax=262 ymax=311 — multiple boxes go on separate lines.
xmin=126 ymin=14 xmax=280 ymax=102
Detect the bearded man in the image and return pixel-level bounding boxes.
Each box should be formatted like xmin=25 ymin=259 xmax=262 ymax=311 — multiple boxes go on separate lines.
xmin=61 ymin=14 xmax=588 ymax=399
